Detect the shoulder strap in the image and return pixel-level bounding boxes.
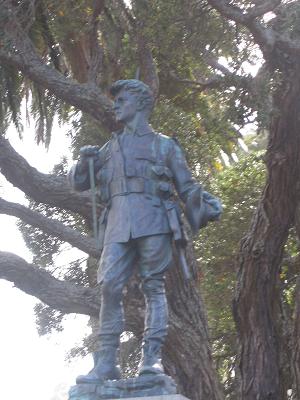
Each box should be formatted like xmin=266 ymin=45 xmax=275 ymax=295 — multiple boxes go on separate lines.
xmin=154 ymin=132 xmax=164 ymax=165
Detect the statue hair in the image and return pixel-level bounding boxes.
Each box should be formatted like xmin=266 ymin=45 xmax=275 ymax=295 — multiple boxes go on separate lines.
xmin=110 ymin=79 xmax=154 ymax=113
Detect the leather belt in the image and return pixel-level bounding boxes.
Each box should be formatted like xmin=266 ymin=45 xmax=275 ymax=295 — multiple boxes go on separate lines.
xmin=109 ymin=177 xmax=172 ymax=199
xmin=110 ymin=177 xmax=146 ymax=197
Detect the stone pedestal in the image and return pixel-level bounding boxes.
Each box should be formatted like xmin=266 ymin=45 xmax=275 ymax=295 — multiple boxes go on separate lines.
xmin=69 ymin=374 xmax=178 ymax=400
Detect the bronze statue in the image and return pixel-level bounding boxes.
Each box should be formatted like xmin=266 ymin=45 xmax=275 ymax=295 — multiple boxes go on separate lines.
xmin=69 ymin=79 xmax=221 ymax=384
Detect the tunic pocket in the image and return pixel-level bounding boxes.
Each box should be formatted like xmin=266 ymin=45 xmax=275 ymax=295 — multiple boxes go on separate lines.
xmin=134 ymin=147 xmax=156 ymax=163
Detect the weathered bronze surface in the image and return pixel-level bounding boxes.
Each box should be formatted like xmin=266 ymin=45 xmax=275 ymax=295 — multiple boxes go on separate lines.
xmin=69 ymin=80 xmax=222 ymax=396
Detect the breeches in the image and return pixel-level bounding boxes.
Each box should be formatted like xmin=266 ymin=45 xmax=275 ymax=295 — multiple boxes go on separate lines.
xmin=97 ymin=234 xmax=173 ymax=343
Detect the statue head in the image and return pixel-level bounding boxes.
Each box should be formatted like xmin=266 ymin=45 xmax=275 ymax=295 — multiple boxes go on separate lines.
xmin=110 ymin=79 xmax=154 ymax=123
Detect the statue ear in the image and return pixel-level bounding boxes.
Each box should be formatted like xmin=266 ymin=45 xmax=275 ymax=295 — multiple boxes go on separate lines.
xmin=137 ymin=97 xmax=147 ymax=111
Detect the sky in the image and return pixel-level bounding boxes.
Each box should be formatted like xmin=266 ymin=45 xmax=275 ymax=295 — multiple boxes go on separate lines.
xmin=0 ymin=121 xmax=93 ymax=399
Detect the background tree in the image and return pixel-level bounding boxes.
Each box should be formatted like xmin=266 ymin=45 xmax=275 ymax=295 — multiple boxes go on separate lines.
xmin=203 ymin=2 xmax=300 ymax=399
xmin=1 ymin=1 xmax=300 ymax=400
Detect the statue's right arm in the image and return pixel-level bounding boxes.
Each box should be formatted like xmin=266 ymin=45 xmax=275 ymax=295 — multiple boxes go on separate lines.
xmin=68 ymin=145 xmax=103 ymax=192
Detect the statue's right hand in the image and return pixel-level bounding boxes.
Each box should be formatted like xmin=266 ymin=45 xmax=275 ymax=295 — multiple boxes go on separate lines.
xmin=79 ymin=145 xmax=100 ymax=159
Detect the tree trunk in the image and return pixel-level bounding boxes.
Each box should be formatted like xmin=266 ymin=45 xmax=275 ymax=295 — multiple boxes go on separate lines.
xmin=233 ymin=65 xmax=300 ymax=400
xmin=165 ymin=256 xmax=223 ymax=400
xmin=292 ymin=277 xmax=300 ymax=399
xmin=123 ymin=240 xmax=223 ymax=400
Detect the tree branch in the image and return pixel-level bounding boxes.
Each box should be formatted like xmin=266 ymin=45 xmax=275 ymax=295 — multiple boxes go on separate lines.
xmin=170 ymin=71 xmax=225 ymax=92
xmin=0 ymin=1 xmax=116 ymax=130
xmin=207 ymin=0 xmax=281 ymax=23
xmin=169 ymin=69 xmax=250 ymax=92
xmin=0 ymin=251 xmax=100 ymax=317
xmin=0 ymin=197 xmax=101 ymax=258
xmin=206 ymin=0 xmax=276 ymax=53
xmin=203 ymin=54 xmax=234 ymax=76
xmin=207 ymin=0 xmax=245 ymax=23
xmin=246 ymin=1 xmax=282 ymax=20
xmin=207 ymin=0 xmax=300 ymax=58
xmin=0 ymin=136 xmax=97 ymax=219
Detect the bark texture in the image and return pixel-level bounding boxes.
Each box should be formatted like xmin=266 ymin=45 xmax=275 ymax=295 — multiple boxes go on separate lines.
xmin=233 ymin=67 xmax=300 ymax=400
xmin=292 ymin=277 xmax=300 ymax=398
xmin=164 ymin=251 xmax=222 ymax=400
xmin=0 ymin=251 xmax=100 ymax=316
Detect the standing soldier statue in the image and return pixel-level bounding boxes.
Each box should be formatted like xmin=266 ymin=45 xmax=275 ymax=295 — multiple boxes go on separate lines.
xmin=69 ymin=79 xmax=222 ymax=384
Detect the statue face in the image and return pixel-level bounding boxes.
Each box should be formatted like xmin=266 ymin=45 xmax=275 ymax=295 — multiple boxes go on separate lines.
xmin=113 ymin=89 xmax=140 ymax=123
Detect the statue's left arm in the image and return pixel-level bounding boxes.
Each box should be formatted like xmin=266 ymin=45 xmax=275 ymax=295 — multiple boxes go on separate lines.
xmin=167 ymin=139 xmax=222 ymax=233
xmin=167 ymin=139 xmax=199 ymax=202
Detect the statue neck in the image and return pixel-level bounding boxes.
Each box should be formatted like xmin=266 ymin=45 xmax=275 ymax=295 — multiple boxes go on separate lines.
xmin=124 ymin=113 xmax=151 ymax=134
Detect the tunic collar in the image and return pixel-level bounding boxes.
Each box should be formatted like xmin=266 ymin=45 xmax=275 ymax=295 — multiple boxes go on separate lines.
xmin=112 ymin=127 xmax=154 ymax=138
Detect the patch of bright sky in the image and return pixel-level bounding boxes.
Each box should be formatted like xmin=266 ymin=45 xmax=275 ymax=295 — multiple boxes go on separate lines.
xmin=0 ymin=120 xmax=92 ymax=399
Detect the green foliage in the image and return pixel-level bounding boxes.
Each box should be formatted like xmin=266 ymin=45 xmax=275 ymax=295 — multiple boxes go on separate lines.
xmin=30 ymin=86 xmax=71 ymax=148
xmin=196 ymin=151 xmax=266 ymax=393
xmin=19 ymin=220 xmax=63 ymax=267
xmin=0 ymin=65 xmax=23 ymax=134
xmin=69 ymin=114 xmax=110 ymax=158
xmin=0 ymin=0 xmax=271 ymax=147
xmin=18 ymin=201 xmax=83 ymax=269
xmin=34 ymin=303 xmax=64 ymax=335
xmin=151 ymin=96 xmax=239 ymax=181
xmin=200 ymin=151 xmax=266 ymax=261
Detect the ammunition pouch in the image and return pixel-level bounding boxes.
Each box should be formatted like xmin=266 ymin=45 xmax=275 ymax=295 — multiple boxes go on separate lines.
xmin=151 ymin=165 xmax=173 ymax=180
xmin=96 ymin=158 xmax=174 ymax=203
xmin=107 ymin=162 xmax=174 ymax=201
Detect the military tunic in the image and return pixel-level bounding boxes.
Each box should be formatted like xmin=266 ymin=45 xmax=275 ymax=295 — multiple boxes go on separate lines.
xmin=72 ymin=128 xmax=198 ymax=244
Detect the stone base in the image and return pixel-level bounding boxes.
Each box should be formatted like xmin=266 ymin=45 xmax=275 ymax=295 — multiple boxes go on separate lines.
xmin=69 ymin=374 xmax=178 ymax=400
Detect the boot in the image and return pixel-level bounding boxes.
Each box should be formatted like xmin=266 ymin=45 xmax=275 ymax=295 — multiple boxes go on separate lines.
xmin=138 ymin=341 xmax=164 ymax=376
xmin=76 ymin=344 xmax=121 ymax=384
